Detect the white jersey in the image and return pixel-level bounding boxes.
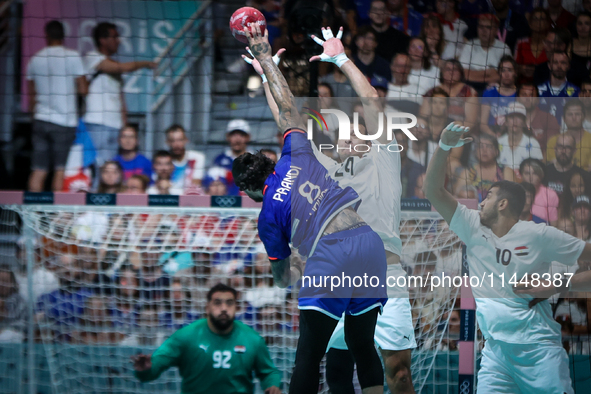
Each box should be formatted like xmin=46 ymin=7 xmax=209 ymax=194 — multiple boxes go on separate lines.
xmin=450 ymin=204 xmax=585 ymax=344
xmin=312 ymin=140 xmax=402 ymax=256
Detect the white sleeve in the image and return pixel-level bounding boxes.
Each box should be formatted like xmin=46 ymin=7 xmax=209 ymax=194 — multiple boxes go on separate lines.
xmin=85 ymin=53 xmax=104 ymax=77
xmin=458 ymin=43 xmax=471 ymax=70
xmin=310 ymin=140 xmax=338 ymax=170
xmin=529 ymin=137 xmax=544 ymax=160
xmin=449 ymin=203 xmax=480 ymax=246
xmin=26 ymin=57 xmax=36 ymax=81
xmin=71 ymin=53 xmax=85 ymax=77
xmin=542 ymin=226 xmax=586 ymax=266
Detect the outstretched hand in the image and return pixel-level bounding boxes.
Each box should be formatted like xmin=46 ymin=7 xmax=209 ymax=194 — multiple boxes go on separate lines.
xmin=439 ymin=122 xmax=472 ymax=150
xmin=309 ymin=27 xmax=349 ymax=67
xmin=243 ymin=24 xmax=271 ymax=60
xmin=242 ymin=47 xmax=285 ymax=77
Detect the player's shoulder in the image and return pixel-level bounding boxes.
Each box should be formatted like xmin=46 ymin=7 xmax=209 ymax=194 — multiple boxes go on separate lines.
xmin=515 ymin=219 xmax=553 ymax=236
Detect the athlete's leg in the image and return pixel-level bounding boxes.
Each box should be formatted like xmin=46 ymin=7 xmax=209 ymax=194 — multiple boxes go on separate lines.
xmin=289 ymin=310 xmax=339 ymax=394
xmin=326 ymin=348 xmax=356 ymax=394
xmin=381 ymin=349 xmax=415 ymax=394
xmin=344 ymin=306 xmax=383 ymax=394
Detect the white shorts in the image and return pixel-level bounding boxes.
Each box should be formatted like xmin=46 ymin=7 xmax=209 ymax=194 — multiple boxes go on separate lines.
xmin=477 ymin=339 xmax=573 ymax=394
xmin=326 ymin=264 xmax=417 ymax=352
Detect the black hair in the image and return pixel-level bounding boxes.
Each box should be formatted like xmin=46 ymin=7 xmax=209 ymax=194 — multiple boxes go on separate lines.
xmin=45 ymin=20 xmax=65 ymax=41
xmin=497 ymin=55 xmax=517 ymax=81
xmin=517 ymin=82 xmax=539 ymax=97
xmin=489 ymin=180 xmax=526 ymax=218
xmin=440 ymin=59 xmax=465 ymax=84
xmin=581 ymin=77 xmax=591 ymax=87
xmin=575 ymin=11 xmax=591 ymax=39
xmin=118 ymin=125 xmax=139 ymax=154
xmin=165 ymin=124 xmax=186 ymax=135
xmin=520 ymin=181 xmax=537 ymax=198
xmin=207 ymin=283 xmax=237 ymax=301
xmin=153 ymin=150 xmax=172 ymax=160
xmin=232 ymin=151 xmax=276 ymax=192
xmin=93 ymin=22 xmax=117 ymax=49
xmin=559 ymin=167 xmax=589 ymax=218
xmin=563 ymin=98 xmax=586 ymax=117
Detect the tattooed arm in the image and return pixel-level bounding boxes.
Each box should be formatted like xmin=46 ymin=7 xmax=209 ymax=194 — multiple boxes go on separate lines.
xmin=245 ymin=25 xmax=305 ymax=131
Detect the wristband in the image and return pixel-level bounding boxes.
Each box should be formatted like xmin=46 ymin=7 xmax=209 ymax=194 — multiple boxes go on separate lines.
xmin=334 ymin=53 xmax=349 ymax=68
xmin=438 ymin=139 xmax=454 ymax=151
xmin=261 ymin=74 xmax=267 ymax=83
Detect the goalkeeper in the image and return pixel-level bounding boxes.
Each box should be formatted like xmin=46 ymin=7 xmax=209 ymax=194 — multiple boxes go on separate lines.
xmin=131 ymin=283 xmax=281 ymax=394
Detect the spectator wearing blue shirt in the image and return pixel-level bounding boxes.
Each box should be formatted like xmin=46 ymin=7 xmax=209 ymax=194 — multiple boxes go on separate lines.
xmin=388 ymin=0 xmax=424 ymax=37
xmin=212 ymin=120 xmax=251 ymax=195
xmin=352 ymin=26 xmax=392 ymax=82
xmin=537 ymin=51 xmax=580 ymax=127
xmin=113 ymin=125 xmax=152 ymax=181
xmin=203 ymin=166 xmax=234 ymax=196
xmin=480 ymin=55 xmax=518 ymax=136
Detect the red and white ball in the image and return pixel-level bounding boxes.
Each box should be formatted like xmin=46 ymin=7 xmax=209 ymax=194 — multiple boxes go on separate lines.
xmin=229 ymin=7 xmax=267 ymax=44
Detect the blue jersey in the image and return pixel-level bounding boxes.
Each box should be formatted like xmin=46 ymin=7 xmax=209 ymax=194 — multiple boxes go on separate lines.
xmin=258 ymin=129 xmax=361 ymax=260
xmin=481 ymin=86 xmax=516 ymax=126
xmin=538 ymin=81 xmax=579 ymax=125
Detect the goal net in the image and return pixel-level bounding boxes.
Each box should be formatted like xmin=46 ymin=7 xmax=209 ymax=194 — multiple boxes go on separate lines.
xmin=2 ymin=204 xmax=463 ymax=393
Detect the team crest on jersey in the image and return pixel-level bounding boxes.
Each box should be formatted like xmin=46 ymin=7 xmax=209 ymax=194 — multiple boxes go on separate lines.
xmin=514 ymin=246 xmax=529 ymax=256
xmin=234 ymin=345 xmax=246 ymax=353
xmin=567 ymin=87 xmax=576 ymax=96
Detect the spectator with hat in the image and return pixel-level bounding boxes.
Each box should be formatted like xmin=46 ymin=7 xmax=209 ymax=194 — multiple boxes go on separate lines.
xmin=202 ymin=167 xmax=232 ymax=196
xmin=547 ymin=100 xmax=591 ymax=170
xmin=165 ymin=124 xmax=206 ymax=193
xmin=370 ymin=75 xmax=389 ymax=97
xmin=213 ymin=119 xmax=252 ymax=170
xmin=459 ymin=14 xmax=511 ymax=91
xmin=498 ymin=102 xmax=544 ymax=178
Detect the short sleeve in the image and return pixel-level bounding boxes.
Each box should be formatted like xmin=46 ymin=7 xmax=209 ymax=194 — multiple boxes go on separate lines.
xmin=85 ymin=52 xmax=104 ymax=77
xmin=189 ymin=151 xmax=206 ymax=181
xmin=70 ymin=53 xmax=85 ymax=77
xmin=26 ymin=57 xmax=36 ymax=81
xmin=529 ymin=137 xmax=544 ymax=160
xmin=258 ymin=213 xmax=291 ymax=261
xmin=542 ymin=226 xmax=586 ymax=266
xmin=458 ymin=44 xmax=471 ymax=70
xmin=449 ymin=203 xmax=481 ymax=245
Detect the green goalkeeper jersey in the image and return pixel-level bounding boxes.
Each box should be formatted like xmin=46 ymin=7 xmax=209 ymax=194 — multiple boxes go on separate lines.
xmin=134 ymin=319 xmax=282 ymax=393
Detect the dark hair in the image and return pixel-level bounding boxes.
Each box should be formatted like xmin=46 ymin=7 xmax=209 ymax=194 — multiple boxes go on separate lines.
xmin=548 ymin=27 xmax=572 ymax=52
xmin=93 ymin=22 xmax=117 ymax=49
xmin=98 ymin=160 xmax=124 ymax=193
xmin=431 ymin=86 xmax=450 ymax=97
xmin=260 ymin=148 xmax=278 ymax=159
xmin=207 ymin=283 xmax=237 ymax=301
xmin=118 ymin=125 xmax=139 ymax=154
xmin=408 ymin=36 xmax=432 ymax=70
xmin=354 ymin=25 xmax=376 ymax=42
xmin=126 ymin=174 xmax=149 ymax=192
xmin=550 ymin=50 xmax=570 ymax=63
xmin=559 ymin=168 xmax=588 ymax=218
xmin=153 ymin=150 xmax=172 ymax=160
xmin=530 ymin=7 xmax=551 ymax=24
xmin=232 ymin=151 xmax=276 ymax=192
xmin=420 ymin=14 xmax=446 ymax=57
xmin=490 ymin=180 xmax=526 ymax=218
xmin=517 ymin=82 xmax=539 ymax=97
xmin=575 ymin=12 xmax=591 ymax=38
xmin=520 ymin=181 xmax=537 ymax=197
xmin=318 ymin=82 xmax=334 ymax=97
xmin=165 ymin=124 xmax=186 ymax=136
xmin=581 ymin=77 xmax=591 ymax=87
xmin=45 ymin=20 xmax=65 ymax=41
xmin=519 ymin=158 xmax=546 ymax=183
xmin=475 ymin=133 xmax=500 ymax=159
xmin=0 ymin=264 xmax=18 ymax=296
xmin=498 ymin=55 xmax=517 ymax=77
xmin=563 ymin=98 xmax=586 ymax=117
xmin=440 ymin=59 xmax=465 ymax=84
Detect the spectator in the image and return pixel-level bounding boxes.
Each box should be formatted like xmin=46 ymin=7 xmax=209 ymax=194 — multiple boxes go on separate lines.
xmin=160 ymin=278 xmax=199 ymax=330
xmin=202 ymin=167 xmax=230 ymax=196
xmin=26 ymin=20 xmax=87 ymax=192
xmin=580 ymin=78 xmax=591 ymax=130
xmin=554 ymin=297 xmax=590 ymax=336
xmin=546 ymin=133 xmax=583 ymax=195
xmin=538 ymin=51 xmax=580 ymax=127
xmin=113 ymin=125 xmax=152 ymax=180
xmin=420 ymin=14 xmax=457 ymax=68
xmin=125 ymin=174 xmax=149 ymax=194
xmin=453 ymin=184 xmax=478 ymax=199
xmin=260 ymin=149 xmax=278 ymax=163
xmin=84 ymin=22 xmax=155 ymax=165
xmin=533 ymin=27 xmax=572 ymax=86
xmin=489 ymin=0 xmax=530 ymax=52
xmin=407 ymin=116 xmax=437 ymax=168
xmin=165 ymin=124 xmax=206 ymax=191
xmin=497 ymin=102 xmax=544 ymax=176
xmin=370 ymin=75 xmax=389 ymax=98
xmin=388 ymin=0 xmax=424 ymax=37
xmin=519 ymin=182 xmax=546 ymax=222
xmin=139 ymin=247 xmax=170 ymax=303
xmin=547 ymin=100 xmax=591 ymax=170
xmin=458 ymin=14 xmax=511 ymax=90
xmin=547 ymin=0 xmax=576 ymax=29
xmin=558 ymin=167 xmax=589 ymax=219
xmin=572 ymin=194 xmax=591 ymax=240
xmin=480 ymin=56 xmax=518 ymax=136
xmin=352 ymin=26 xmax=392 ymax=82
xmin=387 ymin=53 xmax=423 ymax=112
xmin=71 ymin=296 xmax=121 ymax=344
xmin=456 ymin=134 xmax=511 ymax=202
xmin=213 ymin=119 xmax=252 ymax=170
xmin=408 ymin=37 xmax=440 ymax=95
xmin=0 ymin=265 xmax=26 ymax=343
xmin=369 ymin=0 xmax=409 ymax=63
xmin=571 ymin=12 xmax=591 ymax=87
xmin=95 ymin=161 xmax=124 ymax=193
xmin=422 ymin=60 xmax=479 ymax=129
xmin=520 ymin=158 xmax=560 ymax=223
xmin=13 ymin=237 xmax=59 ymax=303
xmin=112 ymin=264 xmax=141 ymax=330
xmin=516 ymin=82 xmax=561 ymax=156
xmin=458 ymin=0 xmax=494 ymax=39
xmin=434 ymin=0 xmax=469 ymax=60
xmin=515 ymin=8 xmax=550 ymax=83
xmin=395 ymin=129 xmax=426 ymax=198
xmin=147 ymin=150 xmax=182 ymax=195
xmin=319 ymin=60 xmax=357 ymax=99
xmin=120 ymin=304 xmax=167 ymax=347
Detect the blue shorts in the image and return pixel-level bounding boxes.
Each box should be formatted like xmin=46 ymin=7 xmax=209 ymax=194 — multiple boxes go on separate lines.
xmin=298 ymin=225 xmax=388 ymax=319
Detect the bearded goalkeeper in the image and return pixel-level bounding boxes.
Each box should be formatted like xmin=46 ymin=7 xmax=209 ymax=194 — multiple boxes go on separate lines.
xmin=131 ymin=284 xmax=281 ymax=394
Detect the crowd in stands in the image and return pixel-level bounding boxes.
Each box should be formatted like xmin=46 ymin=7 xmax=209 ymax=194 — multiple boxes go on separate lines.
xmin=7 ymin=0 xmax=591 ymax=350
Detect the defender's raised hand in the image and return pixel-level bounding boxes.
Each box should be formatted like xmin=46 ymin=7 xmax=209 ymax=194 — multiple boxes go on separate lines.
xmin=439 ymin=122 xmax=472 ymax=151
xmin=243 ymin=24 xmax=271 ymax=60
xmin=242 ymin=47 xmax=285 ymax=82
xmin=309 ymin=27 xmax=350 ymax=68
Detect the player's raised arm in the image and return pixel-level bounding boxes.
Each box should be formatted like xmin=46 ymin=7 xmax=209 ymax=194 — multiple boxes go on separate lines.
xmin=310 ymin=27 xmax=386 ymax=144
xmin=423 ymin=122 xmax=471 ymax=223
xmin=244 ymin=25 xmax=305 ymax=131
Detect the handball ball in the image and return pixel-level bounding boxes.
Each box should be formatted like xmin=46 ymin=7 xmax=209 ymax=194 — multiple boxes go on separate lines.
xmin=229 ymin=7 xmax=267 ymax=44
